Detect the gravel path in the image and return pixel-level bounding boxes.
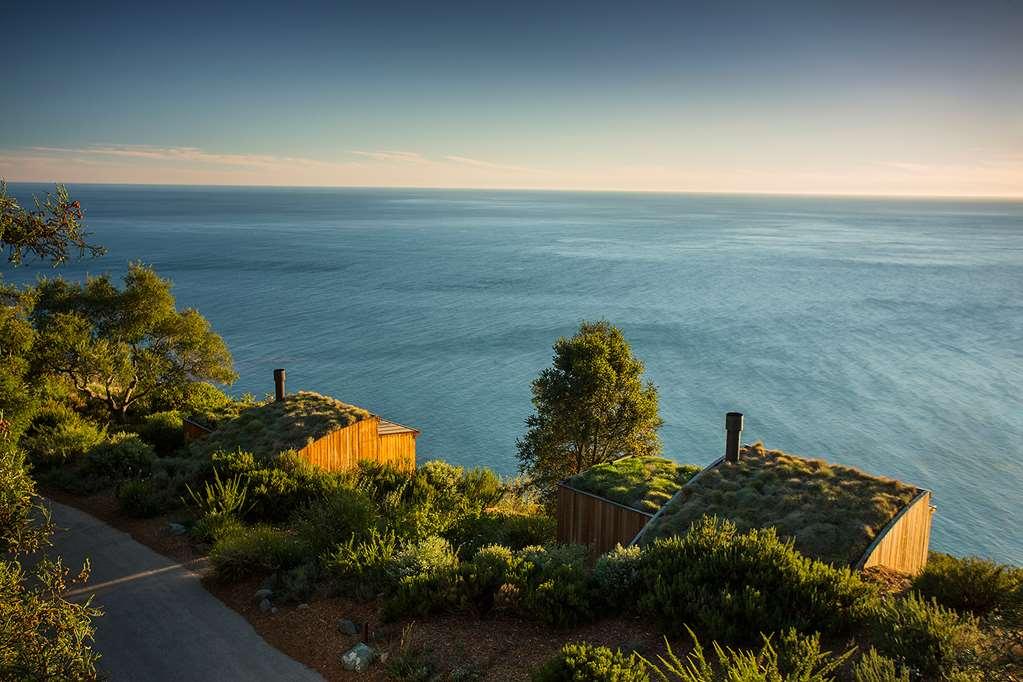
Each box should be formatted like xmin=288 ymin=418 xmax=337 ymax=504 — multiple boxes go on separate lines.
xmin=45 ymin=500 xmax=324 ymax=681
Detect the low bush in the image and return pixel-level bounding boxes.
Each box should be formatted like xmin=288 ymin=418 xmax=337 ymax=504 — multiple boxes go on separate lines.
xmin=593 ymin=544 xmax=643 ymax=609
xmin=275 ymin=562 xmax=320 ymax=603
xmin=382 ymin=536 xmax=461 ymax=620
xmin=190 ymin=512 xmax=243 ymax=544
xmin=912 ymin=552 xmax=1023 ymax=616
xmin=871 ymin=592 xmax=984 ymax=679
xmin=241 ymin=452 xmax=346 ymax=522
xmin=513 ymin=544 xmax=593 ymax=628
xmin=85 ymin=432 xmax=156 ymax=479
xmin=291 ymin=486 xmax=375 ymax=557
xmin=459 ymin=544 xmax=519 ymax=617
xmin=444 ymin=509 xmax=555 ymax=559
xmin=636 ymin=516 xmax=878 ymax=642
xmin=184 ymin=468 xmax=250 ymax=518
xmin=209 ymin=525 xmax=306 ymax=580
xmin=853 ymin=649 xmax=910 ymax=682
xmin=324 ymin=529 xmax=400 ymax=599
xmin=22 ymin=404 xmax=105 ymax=467
xmin=117 ymin=478 xmax=172 ymax=517
xmin=532 ymin=642 xmax=649 ymax=682
xmin=137 ymin=410 xmax=184 ymax=455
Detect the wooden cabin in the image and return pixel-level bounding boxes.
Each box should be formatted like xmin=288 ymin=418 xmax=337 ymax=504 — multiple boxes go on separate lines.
xmin=187 ymin=369 xmax=418 ymax=472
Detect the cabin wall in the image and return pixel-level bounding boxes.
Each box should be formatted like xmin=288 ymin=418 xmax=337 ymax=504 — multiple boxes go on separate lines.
xmin=556 ymin=484 xmax=653 ymax=556
xmin=378 ymin=432 xmax=416 ymax=471
xmin=297 ymin=417 xmax=380 ymax=471
xmin=858 ymin=490 xmax=933 ymax=575
xmin=182 ymin=419 xmax=213 ymax=443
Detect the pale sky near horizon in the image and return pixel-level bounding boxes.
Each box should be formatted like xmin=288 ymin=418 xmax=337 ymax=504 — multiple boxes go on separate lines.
xmin=3 ymin=1 xmax=1022 ymax=197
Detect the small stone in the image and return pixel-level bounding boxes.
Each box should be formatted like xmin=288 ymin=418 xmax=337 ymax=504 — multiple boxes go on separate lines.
xmin=341 ymin=643 xmax=374 ymax=672
xmin=337 ymin=618 xmax=359 ymax=635
xmin=378 ymin=652 xmax=389 ymax=664
xmin=259 ymin=598 xmax=272 ymax=613
xmin=254 ymin=588 xmax=273 ymax=603
xmin=167 ymin=522 xmax=187 ymax=535
xmin=297 ymin=603 xmax=309 ymax=609
xmin=271 ymin=607 xmax=278 ymax=614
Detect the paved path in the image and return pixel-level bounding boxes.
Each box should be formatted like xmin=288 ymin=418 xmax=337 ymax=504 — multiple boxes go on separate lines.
xmin=45 ymin=500 xmax=324 ymax=681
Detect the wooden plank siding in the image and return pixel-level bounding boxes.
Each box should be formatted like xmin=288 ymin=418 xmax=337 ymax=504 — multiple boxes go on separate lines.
xmin=556 ymin=484 xmax=653 ymax=557
xmin=296 ymin=416 xmax=416 ymax=473
xmin=182 ymin=418 xmax=214 ymax=443
xmin=857 ymin=489 xmax=933 ymax=575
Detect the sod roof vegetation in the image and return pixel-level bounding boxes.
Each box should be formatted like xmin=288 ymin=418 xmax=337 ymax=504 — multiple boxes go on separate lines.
xmin=639 ymin=443 xmax=920 ymax=566
xmin=564 ymin=456 xmax=703 ymax=513
xmin=191 ymin=391 xmax=371 ymax=460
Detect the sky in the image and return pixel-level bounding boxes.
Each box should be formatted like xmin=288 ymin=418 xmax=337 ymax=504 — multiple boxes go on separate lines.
xmin=2 ymin=1 xmax=1022 ymax=196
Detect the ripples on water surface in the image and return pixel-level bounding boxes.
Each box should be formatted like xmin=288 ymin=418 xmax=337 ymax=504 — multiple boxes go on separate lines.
xmin=7 ymin=184 xmax=1022 ymax=563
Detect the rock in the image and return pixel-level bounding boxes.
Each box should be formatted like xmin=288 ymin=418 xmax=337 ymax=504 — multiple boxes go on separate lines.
xmin=254 ymin=588 xmax=273 ymax=603
xmin=378 ymin=652 xmax=389 ymax=664
xmin=167 ymin=522 xmax=188 ymax=536
xmin=341 ymin=643 xmax=374 ymax=672
xmin=259 ymin=598 xmax=272 ymax=613
xmin=337 ymin=618 xmax=359 ymax=635
xmin=297 ymin=603 xmax=309 ymax=610
xmin=271 ymin=607 xmax=278 ymax=614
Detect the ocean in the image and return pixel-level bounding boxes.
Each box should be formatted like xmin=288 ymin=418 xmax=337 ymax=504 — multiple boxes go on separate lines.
xmin=5 ymin=183 xmax=1022 ymax=563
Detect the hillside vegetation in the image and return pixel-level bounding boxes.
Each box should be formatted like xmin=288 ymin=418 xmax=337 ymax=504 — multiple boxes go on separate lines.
xmin=565 ymin=456 xmax=701 ymax=513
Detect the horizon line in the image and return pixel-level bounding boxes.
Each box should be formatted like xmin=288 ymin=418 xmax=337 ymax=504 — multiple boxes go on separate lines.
xmin=4 ymin=178 xmax=1022 ymax=201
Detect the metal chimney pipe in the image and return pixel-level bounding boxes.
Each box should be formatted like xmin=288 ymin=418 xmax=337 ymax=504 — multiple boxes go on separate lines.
xmin=725 ymin=412 xmax=744 ymax=463
xmin=273 ymin=368 xmax=286 ymax=401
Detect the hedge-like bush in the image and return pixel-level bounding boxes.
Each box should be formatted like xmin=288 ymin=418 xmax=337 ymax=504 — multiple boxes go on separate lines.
xmin=593 ymin=544 xmax=643 ymax=609
xmin=444 ymin=509 xmax=555 ymax=559
xmin=912 ymin=552 xmax=1023 ymax=616
xmin=513 ymin=545 xmax=593 ymax=628
xmin=291 ymin=486 xmax=375 ymax=556
xmin=209 ymin=525 xmax=306 ymax=580
xmin=86 ymin=432 xmax=156 ymax=479
xmin=636 ymin=516 xmax=878 ymax=641
xmin=22 ymin=404 xmax=105 ymax=467
xmin=324 ymin=529 xmax=400 ymax=599
xmin=137 ymin=410 xmax=184 ymax=454
xmin=459 ymin=544 xmax=519 ymax=617
xmin=532 ymin=643 xmax=649 ymax=682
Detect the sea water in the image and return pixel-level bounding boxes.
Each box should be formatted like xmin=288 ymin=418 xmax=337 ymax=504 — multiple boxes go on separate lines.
xmin=6 ymin=184 xmax=1021 ymax=563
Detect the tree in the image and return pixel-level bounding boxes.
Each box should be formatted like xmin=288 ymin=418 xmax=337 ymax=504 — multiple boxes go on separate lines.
xmin=0 ymin=181 xmax=105 ymax=267
xmin=517 ymin=320 xmax=663 ymax=501
xmin=30 ymin=263 xmax=237 ymax=421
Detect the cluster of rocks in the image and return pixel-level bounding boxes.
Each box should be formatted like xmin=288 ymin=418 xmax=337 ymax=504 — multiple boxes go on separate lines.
xmin=337 ymin=618 xmax=387 ymax=673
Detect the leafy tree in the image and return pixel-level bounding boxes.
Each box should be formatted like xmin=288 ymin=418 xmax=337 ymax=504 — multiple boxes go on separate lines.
xmin=0 ymin=181 xmax=104 ymax=267
xmin=517 ymin=320 xmax=662 ymax=501
xmin=30 ymin=263 xmax=237 ymax=420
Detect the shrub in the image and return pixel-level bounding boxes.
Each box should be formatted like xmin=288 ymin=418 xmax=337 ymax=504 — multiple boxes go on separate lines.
xmin=184 ymin=469 xmax=250 ymax=519
xmin=381 ymin=536 xmax=461 ymax=621
xmin=190 ymin=512 xmax=243 ymax=544
xmin=275 ymin=562 xmax=320 ymax=603
xmin=291 ymin=486 xmax=375 ymax=557
xmin=209 ymin=525 xmax=305 ymax=580
xmin=324 ymin=529 xmax=400 ymax=599
xmin=644 ymin=627 xmax=850 ymax=682
xmin=871 ymin=592 xmax=984 ymax=679
xmin=444 ymin=509 xmax=555 ymax=559
xmin=22 ymin=404 xmax=104 ymax=467
xmin=593 ymin=544 xmax=643 ymax=609
xmin=241 ymin=453 xmax=345 ymax=521
xmin=853 ymin=649 xmax=910 ymax=682
xmin=636 ymin=516 xmax=878 ymax=641
xmin=460 ymin=544 xmax=519 ymax=616
xmin=137 ymin=410 xmax=184 ymax=454
xmin=117 ymin=478 xmax=172 ymax=517
xmin=532 ymin=642 xmax=649 ymax=682
xmin=513 ymin=544 xmax=593 ymax=628
xmin=86 ymin=432 xmax=156 ymax=479
xmin=912 ymin=552 xmax=1023 ymax=616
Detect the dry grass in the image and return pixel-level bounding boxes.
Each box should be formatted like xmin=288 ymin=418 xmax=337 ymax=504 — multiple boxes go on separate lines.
xmin=641 ymin=443 xmax=920 ymax=566
xmin=565 ymin=456 xmax=701 ymax=513
xmin=191 ymin=391 xmax=370 ymax=460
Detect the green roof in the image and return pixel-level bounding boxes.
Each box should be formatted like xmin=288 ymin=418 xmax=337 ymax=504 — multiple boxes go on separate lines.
xmin=190 ymin=391 xmax=371 ymax=460
xmin=565 ymin=456 xmax=702 ymax=514
xmin=639 ymin=443 xmax=920 ymax=565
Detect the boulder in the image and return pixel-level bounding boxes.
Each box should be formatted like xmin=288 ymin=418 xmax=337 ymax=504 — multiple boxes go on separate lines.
xmin=341 ymin=643 xmax=374 ymax=672
xmin=167 ymin=522 xmax=188 ymax=536
xmin=259 ymin=598 xmax=272 ymax=613
xmin=337 ymin=618 xmax=359 ymax=635
xmin=254 ymin=588 xmax=273 ymax=603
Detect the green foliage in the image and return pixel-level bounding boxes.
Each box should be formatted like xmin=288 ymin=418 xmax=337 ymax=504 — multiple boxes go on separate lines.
xmin=912 ymin=552 xmax=1023 ymax=616
xmin=0 ymin=181 xmax=104 ymax=266
xmin=291 ymin=486 xmax=375 ymax=556
xmin=116 ymin=478 xmax=171 ymax=518
xmin=532 ymin=642 xmax=650 ymax=682
xmin=567 ymin=456 xmax=701 ymax=513
xmin=513 ymin=544 xmax=593 ymax=628
xmin=642 ymin=444 xmax=920 ymax=566
xmin=234 ymin=451 xmax=345 ymax=522
xmin=382 ymin=536 xmax=461 ymax=620
xmin=21 ymin=403 xmax=105 ymax=467
xmin=636 ymin=516 xmax=878 ymax=642
xmin=593 ymin=544 xmax=644 ymax=609
xmin=517 ymin=320 xmax=663 ymax=504
xmin=324 ymin=529 xmax=400 ymax=599
xmin=871 ymin=592 xmax=983 ymax=679
xmin=275 ymin=562 xmax=320 ymax=603
xmin=644 ymin=627 xmax=851 ymax=682
xmin=0 ymin=454 xmax=51 ymax=555
xmin=185 ymin=469 xmax=250 ymax=540
xmin=0 ymin=556 xmax=101 ymax=680
xmin=190 ymin=511 xmax=243 ymax=544
xmin=853 ymin=649 xmax=910 ymax=682
xmin=208 ymin=525 xmax=305 ymax=580
xmin=137 ymin=410 xmax=185 ymax=454
xmin=459 ymin=544 xmax=519 ymax=617
xmin=85 ymin=431 xmax=156 ymax=479
xmin=30 ymin=262 xmax=235 ymax=420
xmin=444 ymin=509 xmax=556 ymax=559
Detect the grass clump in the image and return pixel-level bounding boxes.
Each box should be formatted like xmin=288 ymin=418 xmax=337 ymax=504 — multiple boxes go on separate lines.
xmin=190 ymin=391 xmax=371 ymax=461
xmin=641 ymin=443 xmax=920 ymax=565
xmin=565 ymin=455 xmax=701 ymax=513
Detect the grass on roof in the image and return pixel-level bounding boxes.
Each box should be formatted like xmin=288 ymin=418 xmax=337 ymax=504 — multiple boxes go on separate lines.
xmin=565 ymin=456 xmax=702 ymax=513
xmin=191 ymin=391 xmax=371 ymax=460
xmin=639 ymin=443 xmax=920 ymax=566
